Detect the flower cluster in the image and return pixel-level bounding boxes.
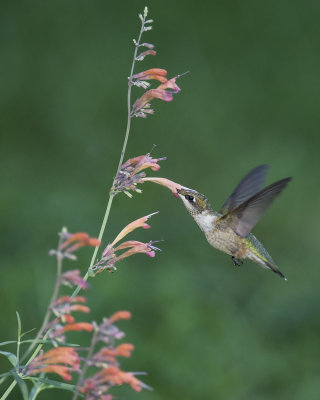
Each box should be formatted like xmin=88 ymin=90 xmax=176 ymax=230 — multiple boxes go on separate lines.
xmin=112 ymin=152 xmax=166 ymax=196
xmin=44 ymin=296 xmax=93 ymax=345
xmin=25 ymin=347 xmax=80 ymax=381
xmin=91 ymin=213 xmax=161 ymax=275
xmin=80 ymin=311 xmax=150 ymax=399
xmin=128 ymin=7 xmax=182 ymax=118
xmin=61 ymin=269 xmax=88 ymax=290
xmin=50 ymin=230 xmax=101 ymax=261
xmin=130 ymin=69 xmax=181 ymax=118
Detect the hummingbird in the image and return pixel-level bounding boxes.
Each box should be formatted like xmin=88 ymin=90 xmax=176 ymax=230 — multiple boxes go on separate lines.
xmin=177 ymin=165 xmax=292 ymax=280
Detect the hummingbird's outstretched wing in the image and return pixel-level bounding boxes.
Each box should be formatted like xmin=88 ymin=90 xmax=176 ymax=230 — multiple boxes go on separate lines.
xmin=219 ymin=164 xmax=269 ymax=215
xmin=218 ymin=177 xmax=292 ymax=238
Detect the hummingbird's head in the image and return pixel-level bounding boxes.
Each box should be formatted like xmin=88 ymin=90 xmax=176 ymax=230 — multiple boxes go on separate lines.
xmin=177 ymin=187 xmax=213 ymax=216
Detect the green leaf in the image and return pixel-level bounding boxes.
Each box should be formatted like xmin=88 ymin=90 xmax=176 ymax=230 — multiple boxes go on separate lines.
xmin=0 ymin=351 xmax=18 ymax=367
xmin=0 ymin=341 xmax=17 ymax=346
xmin=20 ymin=328 xmax=36 ymax=339
xmin=35 ymin=377 xmax=77 ymax=393
xmin=10 ymin=371 xmax=29 ymax=400
xmin=16 ymin=311 xmax=22 ymax=339
xmin=19 ymin=339 xmax=80 ymax=347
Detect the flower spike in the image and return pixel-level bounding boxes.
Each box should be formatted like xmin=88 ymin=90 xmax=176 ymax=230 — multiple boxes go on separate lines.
xmin=112 ymin=152 xmax=166 ymax=196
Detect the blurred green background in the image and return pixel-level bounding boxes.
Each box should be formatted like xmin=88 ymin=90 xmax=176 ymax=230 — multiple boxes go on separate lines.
xmin=1 ymin=0 xmax=320 ymax=399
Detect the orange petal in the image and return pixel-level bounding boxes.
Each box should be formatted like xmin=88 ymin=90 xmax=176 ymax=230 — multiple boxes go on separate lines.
xmin=61 ymin=322 xmax=93 ymax=332
xmin=115 ymin=343 xmax=134 ymax=357
xmin=109 ymin=311 xmax=131 ymax=324
xmin=33 ymin=365 xmax=73 ymax=381
xmin=141 ymin=177 xmax=182 ymax=197
xmin=111 ymin=212 xmax=158 ymax=246
xmin=157 ymin=76 xmax=181 ymax=92
xmin=132 ymin=68 xmax=167 ymax=80
xmin=132 ymin=89 xmax=174 ymax=112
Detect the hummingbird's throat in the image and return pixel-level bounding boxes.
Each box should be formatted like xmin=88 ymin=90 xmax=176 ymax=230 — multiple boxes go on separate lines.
xmin=193 ymin=212 xmax=217 ymax=235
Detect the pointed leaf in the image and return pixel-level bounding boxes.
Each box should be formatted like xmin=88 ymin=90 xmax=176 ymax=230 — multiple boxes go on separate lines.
xmin=20 ymin=339 xmax=80 ymax=347
xmin=0 ymin=351 xmax=18 ymax=367
xmin=10 ymin=371 xmax=29 ymax=400
xmin=36 ymin=377 xmax=77 ymax=392
xmin=16 ymin=311 xmax=22 ymax=339
xmin=20 ymin=328 xmax=36 ymax=339
xmin=0 ymin=341 xmax=17 ymax=346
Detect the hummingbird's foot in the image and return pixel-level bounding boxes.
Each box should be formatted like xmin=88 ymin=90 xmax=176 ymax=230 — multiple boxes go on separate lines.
xmin=232 ymin=256 xmax=243 ymax=267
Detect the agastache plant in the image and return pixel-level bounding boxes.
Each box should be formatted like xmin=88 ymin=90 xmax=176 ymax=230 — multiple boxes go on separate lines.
xmin=0 ymin=6 xmax=185 ymax=400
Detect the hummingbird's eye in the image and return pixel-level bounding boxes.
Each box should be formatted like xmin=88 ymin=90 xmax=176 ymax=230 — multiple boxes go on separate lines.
xmin=185 ymin=195 xmax=194 ymax=202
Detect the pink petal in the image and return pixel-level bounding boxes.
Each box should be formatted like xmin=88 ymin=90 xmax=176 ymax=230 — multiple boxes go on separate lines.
xmin=141 ymin=177 xmax=182 ymax=197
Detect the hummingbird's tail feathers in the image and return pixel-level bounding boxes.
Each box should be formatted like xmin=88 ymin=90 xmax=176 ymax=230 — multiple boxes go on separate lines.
xmin=265 ymin=261 xmax=287 ymax=280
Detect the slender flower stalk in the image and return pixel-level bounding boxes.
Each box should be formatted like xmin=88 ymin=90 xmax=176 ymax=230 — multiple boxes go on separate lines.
xmin=72 ymin=7 xmax=153 ymax=298
xmin=21 ymin=233 xmax=65 ymax=361
xmin=72 ymin=327 xmax=98 ymax=400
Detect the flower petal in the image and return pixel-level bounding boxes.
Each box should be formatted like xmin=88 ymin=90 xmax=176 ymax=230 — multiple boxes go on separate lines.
xmin=136 ymin=50 xmax=157 ymax=61
xmin=141 ymin=177 xmax=182 ymax=197
xmin=111 ymin=212 xmax=158 ymax=246
xmin=109 ymin=311 xmax=131 ymax=324
xmin=132 ymin=68 xmax=167 ymax=82
xmin=60 ymin=322 xmax=93 ymax=333
xmin=132 ymin=89 xmax=174 ymax=112
xmin=157 ymin=76 xmax=181 ymax=92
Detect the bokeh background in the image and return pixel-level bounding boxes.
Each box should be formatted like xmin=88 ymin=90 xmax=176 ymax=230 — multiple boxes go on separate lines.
xmin=1 ymin=1 xmax=320 ymax=399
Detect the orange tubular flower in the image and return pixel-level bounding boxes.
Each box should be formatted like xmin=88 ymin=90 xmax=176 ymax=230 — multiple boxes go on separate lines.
xmin=54 ymin=296 xmax=86 ymax=305
xmin=114 ymin=240 xmax=158 ymax=261
xmin=61 ymin=269 xmax=88 ymax=289
xmin=110 ymin=212 xmax=158 ymax=247
xmin=114 ymin=343 xmax=134 ymax=357
xmin=91 ymin=366 xmax=144 ymax=392
xmin=132 ymin=68 xmax=167 ymax=83
xmin=91 ymin=213 xmax=161 ymax=274
xmin=58 ymin=322 xmax=93 ymax=333
xmin=136 ymin=49 xmax=157 ymax=61
xmin=46 ymin=296 xmax=92 ymax=344
xmin=64 ymin=304 xmax=90 ymax=313
xmin=26 ymin=347 xmax=80 ymax=381
xmin=59 ymin=232 xmax=100 ymax=254
xmin=131 ymin=70 xmax=182 ymax=118
xmin=93 ymin=343 xmax=134 ymax=364
xmin=141 ymin=176 xmax=183 ymax=197
xmin=32 ymin=365 xmax=73 ymax=381
xmin=132 ymin=88 xmax=175 ymax=113
xmin=108 ymin=311 xmax=131 ymax=324
xmin=157 ymin=76 xmax=181 ymax=92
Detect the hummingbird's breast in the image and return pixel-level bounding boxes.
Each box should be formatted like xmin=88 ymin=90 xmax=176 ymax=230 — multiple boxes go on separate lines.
xmin=193 ymin=212 xmax=247 ymax=258
xmin=206 ymin=226 xmax=246 ymax=258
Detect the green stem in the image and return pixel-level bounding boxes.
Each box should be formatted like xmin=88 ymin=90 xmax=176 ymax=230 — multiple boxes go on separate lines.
xmin=72 ymin=329 xmax=98 ymax=400
xmin=29 ymin=380 xmax=42 ymax=400
xmin=21 ymin=250 xmax=63 ymax=361
xmin=71 ymin=195 xmax=114 ymax=298
xmin=0 ymin=380 xmax=16 ymax=400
